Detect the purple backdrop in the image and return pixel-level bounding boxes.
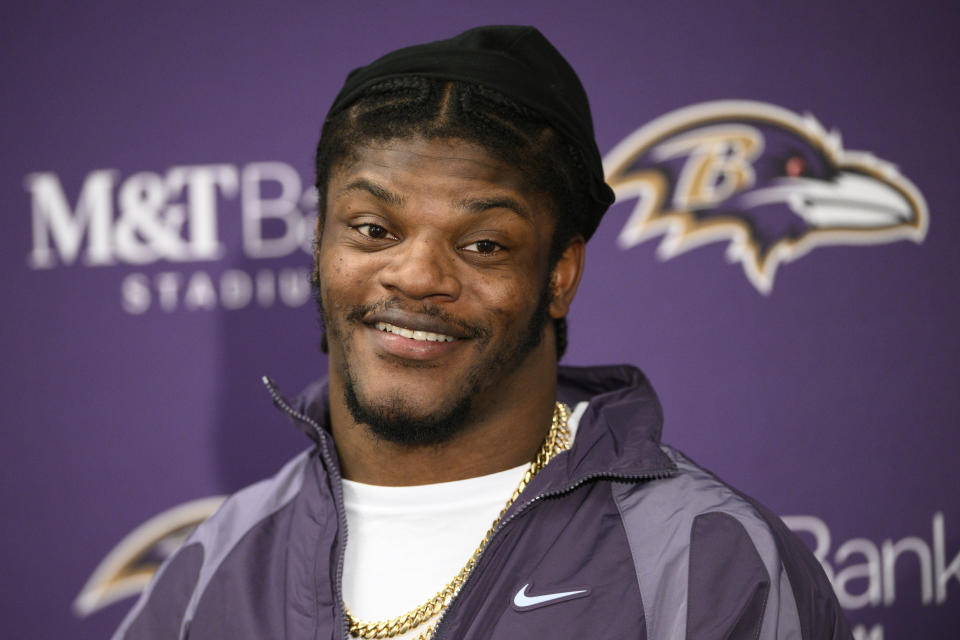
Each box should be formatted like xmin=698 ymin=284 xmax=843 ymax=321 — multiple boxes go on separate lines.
xmin=3 ymin=1 xmax=957 ymax=638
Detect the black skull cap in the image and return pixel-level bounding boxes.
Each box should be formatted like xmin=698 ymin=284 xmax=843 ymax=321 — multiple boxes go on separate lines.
xmin=326 ymin=25 xmax=616 ymax=240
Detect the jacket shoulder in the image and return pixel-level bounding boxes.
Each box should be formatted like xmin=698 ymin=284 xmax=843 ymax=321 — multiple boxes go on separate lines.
xmin=611 ymin=445 xmax=851 ymax=640
xmin=111 ymin=449 xmax=314 ymax=640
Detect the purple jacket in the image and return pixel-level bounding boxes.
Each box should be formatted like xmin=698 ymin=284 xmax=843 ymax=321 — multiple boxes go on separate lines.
xmin=114 ymin=365 xmax=852 ymax=639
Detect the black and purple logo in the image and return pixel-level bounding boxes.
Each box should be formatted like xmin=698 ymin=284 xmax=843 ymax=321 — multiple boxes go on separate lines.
xmin=604 ymin=101 xmax=928 ymax=293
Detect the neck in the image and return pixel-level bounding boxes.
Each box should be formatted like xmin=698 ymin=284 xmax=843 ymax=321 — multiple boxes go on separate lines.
xmin=328 ymin=361 xmax=558 ymax=486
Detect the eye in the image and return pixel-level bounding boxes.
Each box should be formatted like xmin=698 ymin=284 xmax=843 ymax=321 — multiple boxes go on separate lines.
xmin=461 ymin=239 xmax=503 ymax=255
xmin=785 ymin=155 xmax=808 ymax=178
xmin=353 ymin=223 xmax=396 ymax=241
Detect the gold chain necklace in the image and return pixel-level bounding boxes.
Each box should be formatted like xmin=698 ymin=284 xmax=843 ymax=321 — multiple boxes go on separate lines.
xmin=345 ymin=402 xmax=572 ymax=640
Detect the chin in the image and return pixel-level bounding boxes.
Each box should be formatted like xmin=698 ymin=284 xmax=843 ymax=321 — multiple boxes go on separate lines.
xmin=343 ymin=370 xmax=476 ymax=446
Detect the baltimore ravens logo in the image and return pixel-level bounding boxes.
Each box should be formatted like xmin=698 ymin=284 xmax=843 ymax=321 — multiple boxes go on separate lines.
xmin=603 ymin=100 xmax=928 ymax=293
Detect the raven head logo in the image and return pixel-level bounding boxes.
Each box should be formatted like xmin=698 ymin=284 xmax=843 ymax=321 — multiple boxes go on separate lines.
xmin=603 ymin=100 xmax=928 ymax=293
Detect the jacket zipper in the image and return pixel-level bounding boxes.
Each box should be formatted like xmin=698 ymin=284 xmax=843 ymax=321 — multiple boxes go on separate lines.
xmin=261 ymin=377 xmax=352 ymax=640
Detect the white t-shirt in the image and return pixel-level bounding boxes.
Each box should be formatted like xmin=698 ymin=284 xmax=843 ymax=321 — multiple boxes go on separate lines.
xmin=341 ymin=402 xmax=586 ymax=639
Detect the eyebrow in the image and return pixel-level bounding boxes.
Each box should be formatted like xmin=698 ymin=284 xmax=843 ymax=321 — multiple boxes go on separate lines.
xmin=338 ymin=178 xmax=532 ymax=222
xmin=338 ymin=178 xmax=406 ymax=208
xmin=454 ymin=196 xmax=532 ymax=221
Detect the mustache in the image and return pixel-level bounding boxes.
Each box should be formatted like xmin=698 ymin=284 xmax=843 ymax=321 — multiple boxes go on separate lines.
xmin=345 ymin=298 xmax=490 ymax=340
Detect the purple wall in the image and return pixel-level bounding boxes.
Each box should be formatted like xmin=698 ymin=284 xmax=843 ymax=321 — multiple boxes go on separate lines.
xmin=3 ymin=1 xmax=957 ymax=638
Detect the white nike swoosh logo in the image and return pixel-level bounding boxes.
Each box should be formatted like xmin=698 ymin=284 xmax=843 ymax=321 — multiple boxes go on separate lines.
xmin=513 ymin=583 xmax=589 ymax=609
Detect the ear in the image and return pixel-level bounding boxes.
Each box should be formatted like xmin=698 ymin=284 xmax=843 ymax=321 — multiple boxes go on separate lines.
xmin=548 ymin=236 xmax=585 ymax=320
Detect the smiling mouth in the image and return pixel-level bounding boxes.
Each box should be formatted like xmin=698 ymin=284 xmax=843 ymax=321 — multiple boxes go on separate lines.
xmin=375 ymin=321 xmax=458 ymax=343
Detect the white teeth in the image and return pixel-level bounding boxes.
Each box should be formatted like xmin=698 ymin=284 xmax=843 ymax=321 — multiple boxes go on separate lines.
xmin=375 ymin=322 xmax=456 ymax=342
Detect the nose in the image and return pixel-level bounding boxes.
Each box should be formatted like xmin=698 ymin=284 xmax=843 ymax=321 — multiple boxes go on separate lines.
xmin=377 ymin=237 xmax=461 ymax=301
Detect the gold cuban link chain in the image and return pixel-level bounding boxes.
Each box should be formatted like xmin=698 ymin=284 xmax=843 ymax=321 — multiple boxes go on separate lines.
xmin=345 ymin=402 xmax=572 ymax=639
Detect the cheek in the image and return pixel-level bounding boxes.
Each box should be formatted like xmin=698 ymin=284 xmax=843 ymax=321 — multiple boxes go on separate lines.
xmin=318 ymin=249 xmax=374 ymax=296
xmin=467 ymin=273 xmax=540 ymax=326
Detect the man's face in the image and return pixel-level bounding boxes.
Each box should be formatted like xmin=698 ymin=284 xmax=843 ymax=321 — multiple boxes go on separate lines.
xmin=315 ymin=136 xmax=574 ymax=445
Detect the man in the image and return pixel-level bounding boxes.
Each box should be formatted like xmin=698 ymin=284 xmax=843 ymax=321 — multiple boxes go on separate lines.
xmin=114 ymin=26 xmax=851 ymax=639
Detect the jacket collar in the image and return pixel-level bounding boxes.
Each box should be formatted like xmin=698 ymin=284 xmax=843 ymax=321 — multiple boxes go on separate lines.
xmin=534 ymin=364 xmax=677 ymax=498
xmin=268 ymin=363 xmax=676 ymax=491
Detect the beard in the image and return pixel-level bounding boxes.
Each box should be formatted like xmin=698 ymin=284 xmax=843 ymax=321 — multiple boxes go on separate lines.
xmin=313 ymin=271 xmax=553 ymax=447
